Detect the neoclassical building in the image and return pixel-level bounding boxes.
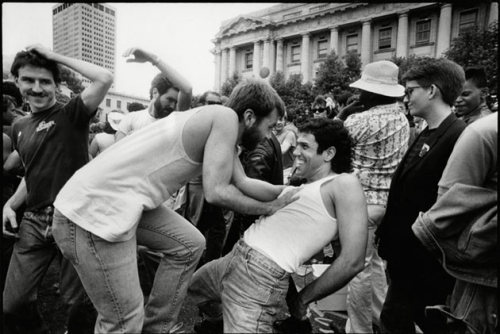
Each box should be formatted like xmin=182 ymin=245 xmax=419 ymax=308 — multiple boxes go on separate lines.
xmin=212 ymin=2 xmax=498 ymax=91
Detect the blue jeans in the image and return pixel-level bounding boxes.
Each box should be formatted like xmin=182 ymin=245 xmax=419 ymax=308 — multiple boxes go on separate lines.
xmin=189 ymin=239 xmax=289 ymax=333
xmin=52 ymin=204 xmax=205 ymax=334
xmin=346 ymin=205 xmax=388 ymax=333
xmin=3 ymin=207 xmax=91 ymax=334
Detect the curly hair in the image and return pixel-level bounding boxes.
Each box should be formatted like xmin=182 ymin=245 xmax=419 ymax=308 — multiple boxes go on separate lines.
xmin=298 ymin=118 xmax=353 ymax=173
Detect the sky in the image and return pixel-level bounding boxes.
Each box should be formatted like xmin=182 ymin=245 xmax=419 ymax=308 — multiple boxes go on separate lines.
xmin=2 ymin=2 xmax=280 ymax=98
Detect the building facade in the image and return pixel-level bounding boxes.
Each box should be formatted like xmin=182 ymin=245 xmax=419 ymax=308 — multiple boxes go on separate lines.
xmin=97 ymin=91 xmax=150 ymax=121
xmin=212 ymin=2 xmax=498 ymax=91
xmin=52 ymin=2 xmax=116 ymax=88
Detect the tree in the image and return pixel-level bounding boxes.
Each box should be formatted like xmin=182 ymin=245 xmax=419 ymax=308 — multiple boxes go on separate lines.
xmin=269 ymin=72 xmax=315 ymax=118
xmin=444 ymin=22 xmax=498 ymax=92
xmin=221 ymin=71 xmax=241 ymax=97
xmin=391 ymin=54 xmax=433 ymax=82
xmin=59 ymin=65 xmax=85 ymax=94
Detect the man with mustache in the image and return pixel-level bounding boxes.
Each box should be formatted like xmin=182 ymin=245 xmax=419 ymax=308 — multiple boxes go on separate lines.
xmin=2 ymin=44 xmax=113 ymax=334
xmin=51 ymin=79 xmax=300 ymax=333
xmin=115 ymin=47 xmax=192 ymax=141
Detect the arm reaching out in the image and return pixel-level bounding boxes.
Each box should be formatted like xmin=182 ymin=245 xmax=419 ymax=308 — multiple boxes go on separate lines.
xmin=26 ymin=44 xmax=113 ymax=114
xmin=123 ymin=47 xmax=192 ymax=111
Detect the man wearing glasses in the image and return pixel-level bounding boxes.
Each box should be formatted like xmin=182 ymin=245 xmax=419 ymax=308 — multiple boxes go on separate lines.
xmin=376 ymin=58 xmax=467 ymax=333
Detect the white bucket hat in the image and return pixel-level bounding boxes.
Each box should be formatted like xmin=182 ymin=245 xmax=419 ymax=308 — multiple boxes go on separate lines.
xmin=349 ymin=60 xmax=405 ymax=97
xmin=107 ymin=111 xmax=125 ymax=131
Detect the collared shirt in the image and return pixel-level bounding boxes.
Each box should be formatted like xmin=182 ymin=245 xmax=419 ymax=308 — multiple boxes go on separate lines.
xmin=345 ymin=102 xmax=410 ymax=205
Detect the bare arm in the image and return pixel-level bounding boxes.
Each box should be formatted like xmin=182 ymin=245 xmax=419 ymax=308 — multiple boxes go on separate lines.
xmin=123 ymin=47 xmax=193 ymax=111
xmin=89 ymin=137 xmax=99 ymax=158
xmin=3 ymin=150 xmax=22 ymax=172
xmin=3 ymin=177 xmax=27 ymax=237
xmin=290 ymin=174 xmax=368 ymax=318
xmin=27 ymin=44 xmax=113 ymax=115
xmin=202 ymin=109 xmax=298 ymax=216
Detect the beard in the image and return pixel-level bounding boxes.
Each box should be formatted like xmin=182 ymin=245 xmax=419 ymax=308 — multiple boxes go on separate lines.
xmin=153 ymin=98 xmax=175 ymax=119
xmin=240 ymin=124 xmax=263 ymax=151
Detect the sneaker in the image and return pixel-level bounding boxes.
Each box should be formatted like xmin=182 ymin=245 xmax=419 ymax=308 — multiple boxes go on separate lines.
xmin=273 ymin=317 xmax=312 ymax=334
xmin=193 ymin=319 xmax=223 ymax=334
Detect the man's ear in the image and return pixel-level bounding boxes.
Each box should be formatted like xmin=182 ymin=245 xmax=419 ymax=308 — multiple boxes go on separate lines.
xmin=243 ymin=109 xmax=256 ymax=127
xmin=429 ymin=84 xmax=439 ymax=100
xmin=323 ymin=146 xmax=336 ymax=162
xmin=151 ymin=87 xmax=159 ymax=100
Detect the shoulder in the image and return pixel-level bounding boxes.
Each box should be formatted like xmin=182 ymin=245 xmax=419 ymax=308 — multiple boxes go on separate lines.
xmin=210 ymin=105 xmax=239 ymax=125
xmin=324 ymin=173 xmax=362 ymax=194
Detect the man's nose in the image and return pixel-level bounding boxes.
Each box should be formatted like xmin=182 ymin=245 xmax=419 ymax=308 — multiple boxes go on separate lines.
xmin=32 ymin=81 xmax=43 ymax=92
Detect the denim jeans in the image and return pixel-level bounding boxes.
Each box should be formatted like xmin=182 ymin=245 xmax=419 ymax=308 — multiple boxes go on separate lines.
xmin=189 ymin=239 xmax=289 ymax=333
xmin=3 ymin=207 xmax=90 ymax=334
xmin=346 ymin=205 xmax=388 ymax=333
xmin=52 ymin=204 xmax=205 ymax=334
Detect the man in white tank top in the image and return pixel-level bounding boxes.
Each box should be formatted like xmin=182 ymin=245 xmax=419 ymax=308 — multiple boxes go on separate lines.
xmin=188 ymin=118 xmax=368 ymax=333
xmin=51 ymin=79 xmax=300 ymax=334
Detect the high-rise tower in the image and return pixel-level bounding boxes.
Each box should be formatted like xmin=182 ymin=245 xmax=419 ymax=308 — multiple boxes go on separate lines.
xmin=52 ymin=3 xmax=116 ymax=87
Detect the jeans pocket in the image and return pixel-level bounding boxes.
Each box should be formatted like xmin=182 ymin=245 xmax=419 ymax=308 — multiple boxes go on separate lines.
xmin=53 ymin=213 xmax=79 ymax=266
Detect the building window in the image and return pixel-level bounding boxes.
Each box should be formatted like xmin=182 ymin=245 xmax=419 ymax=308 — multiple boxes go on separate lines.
xmin=291 ymin=45 xmax=301 ymax=63
xmin=416 ymin=19 xmax=431 ymax=44
xmin=317 ymin=40 xmax=328 ymax=59
xmin=459 ymin=9 xmax=478 ymax=35
xmin=346 ymin=34 xmax=358 ymax=53
xmin=106 ymin=98 xmax=111 ymax=107
xmin=244 ymin=51 xmax=253 ymax=70
xmin=116 ymin=100 xmax=121 ymax=109
xmin=378 ymin=27 xmax=392 ymax=49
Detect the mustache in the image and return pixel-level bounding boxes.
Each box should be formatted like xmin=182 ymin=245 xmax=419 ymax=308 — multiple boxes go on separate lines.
xmin=27 ymin=91 xmax=48 ymax=97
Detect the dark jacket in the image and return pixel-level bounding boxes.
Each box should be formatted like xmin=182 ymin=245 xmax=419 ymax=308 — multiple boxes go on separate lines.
xmin=241 ymin=133 xmax=284 ymax=186
xmin=376 ymin=113 xmax=466 ymax=277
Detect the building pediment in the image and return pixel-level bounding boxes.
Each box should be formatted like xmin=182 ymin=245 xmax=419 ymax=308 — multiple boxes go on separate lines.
xmin=217 ymin=15 xmax=273 ymax=38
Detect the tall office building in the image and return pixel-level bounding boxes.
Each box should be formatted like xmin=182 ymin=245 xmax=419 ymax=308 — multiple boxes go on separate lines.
xmin=52 ymin=2 xmax=116 ymax=87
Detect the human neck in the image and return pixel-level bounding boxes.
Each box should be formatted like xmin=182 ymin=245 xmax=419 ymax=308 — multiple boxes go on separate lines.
xmin=307 ymin=167 xmax=336 ymax=183
xmin=423 ymin=103 xmax=452 ymax=129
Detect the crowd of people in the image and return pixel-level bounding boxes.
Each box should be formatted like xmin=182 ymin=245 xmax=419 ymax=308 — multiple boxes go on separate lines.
xmin=2 ymin=43 xmax=497 ymax=334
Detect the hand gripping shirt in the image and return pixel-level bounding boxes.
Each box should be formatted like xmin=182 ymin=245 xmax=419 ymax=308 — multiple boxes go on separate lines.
xmin=54 ymin=108 xmax=203 ymax=242
xmin=244 ymin=174 xmax=339 ymax=273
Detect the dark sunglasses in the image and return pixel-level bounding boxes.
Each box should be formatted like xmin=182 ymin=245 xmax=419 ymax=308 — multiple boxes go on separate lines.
xmin=206 ymin=101 xmax=222 ymax=105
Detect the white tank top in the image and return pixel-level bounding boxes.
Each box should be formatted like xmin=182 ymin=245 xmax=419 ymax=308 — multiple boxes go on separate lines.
xmin=244 ymin=174 xmax=339 ymax=273
xmin=54 ymin=108 xmax=203 ymax=242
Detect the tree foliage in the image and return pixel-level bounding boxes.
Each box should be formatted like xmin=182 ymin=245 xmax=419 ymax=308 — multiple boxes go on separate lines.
xmin=444 ymin=22 xmax=498 ymax=92
xmin=313 ymin=50 xmax=361 ymax=103
xmin=390 ymin=54 xmax=433 ymax=82
xmin=59 ymin=65 xmax=85 ymax=94
xmin=221 ymin=71 xmax=241 ymax=97
xmin=269 ymin=72 xmax=315 ymax=119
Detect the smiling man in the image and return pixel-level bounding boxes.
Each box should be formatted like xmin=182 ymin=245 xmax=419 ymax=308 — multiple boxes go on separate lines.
xmin=376 ymin=58 xmax=467 ymax=333
xmin=188 ymin=118 xmax=368 ymax=333
xmin=2 ymin=44 xmax=113 ymax=334
xmin=51 ymin=79 xmax=299 ymax=334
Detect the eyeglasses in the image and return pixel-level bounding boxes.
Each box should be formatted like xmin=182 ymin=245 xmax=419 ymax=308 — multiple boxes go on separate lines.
xmin=404 ymin=86 xmax=425 ymax=97
xmin=313 ymin=107 xmax=326 ymax=113
xmin=206 ymin=101 xmax=222 ymax=105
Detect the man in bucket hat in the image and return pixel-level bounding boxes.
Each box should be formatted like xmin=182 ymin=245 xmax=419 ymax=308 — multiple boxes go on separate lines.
xmin=342 ymin=60 xmax=410 ymax=333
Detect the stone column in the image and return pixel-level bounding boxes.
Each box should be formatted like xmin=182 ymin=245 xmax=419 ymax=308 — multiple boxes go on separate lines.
xmin=330 ymin=26 xmax=339 ymax=55
xmin=436 ymin=3 xmax=452 ymax=57
xmin=361 ymin=19 xmax=372 ymax=68
xmin=263 ymin=39 xmax=271 ymax=70
xmin=301 ymin=33 xmax=311 ymax=83
xmin=213 ymin=49 xmax=221 ymax=91
xmin=228 ymin=47 xmax=236 ymax=78
xmin=396 ymin=11 xmax=409 ymax=58
xmin=270 ymin=39 xmax=276 ymax=74
xmin=489 ymin=1 xmax=498 ymax=25
xmin=276 ymin=39 xmax=284 ymax=73
xmin=221 ymin=48 xmax=228 ymax=84
xmin=253 ymin=40 xmax=261 ymax=77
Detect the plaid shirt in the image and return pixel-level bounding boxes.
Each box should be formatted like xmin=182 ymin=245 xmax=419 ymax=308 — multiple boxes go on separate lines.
xmin=345 ymin=102 xmax=410 ymax=205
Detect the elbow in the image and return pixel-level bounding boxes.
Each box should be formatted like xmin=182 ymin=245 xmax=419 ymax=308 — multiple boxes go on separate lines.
xmin=204 ymin=187 xmax=224 ymax=207
xmin=100 ymin=70 xmax=114 ymax=87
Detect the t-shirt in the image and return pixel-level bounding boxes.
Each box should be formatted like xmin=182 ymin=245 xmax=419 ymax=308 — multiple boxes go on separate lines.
xmin=118 ymin=108 xmax=156 ymax=135
xmin=11 ymin=96 xmax=93 ymax=211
